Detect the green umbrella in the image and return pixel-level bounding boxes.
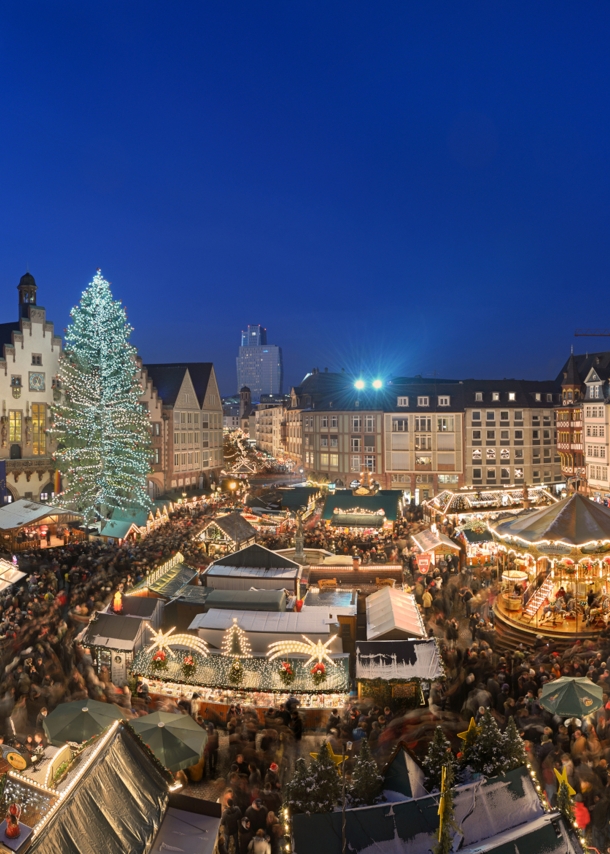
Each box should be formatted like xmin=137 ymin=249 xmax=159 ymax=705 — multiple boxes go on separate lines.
xmin=540 ymin=676 xmax=603 ymax=717
xmin=43 ymin=700 xmax=125 ymax=746
xmin=129 ymin=712 xmax=207 ymax=772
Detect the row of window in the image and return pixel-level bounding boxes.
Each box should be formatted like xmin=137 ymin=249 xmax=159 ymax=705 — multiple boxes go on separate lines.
xmin=173 ymin=431 xmax=221 ymax=448
xmin=590 ymin=465 xmax=608 ymax=481
xmin=472 ymin=429 xmax=552 ymax=441
xmin=392 ymin=416 xmax=455 ymax=432
xmin=586 ymin=406 xmax=604 ymax=418
xmin=8 ymin=405 xmax=47 ymax=455
xmin=304 ymin=415 xmax=376 ymax=431
xmin=472 ymin=411 xmax=553 ymax=424
xmin=396 ymin=396 xmax=451 ymax=407
xmin=173 ymin=411 xmax=222 ymax=428
xmin=587 ymin=445 xmax=607 ymax=459
xmin=586 ymin=424 xmax=606 ymax=436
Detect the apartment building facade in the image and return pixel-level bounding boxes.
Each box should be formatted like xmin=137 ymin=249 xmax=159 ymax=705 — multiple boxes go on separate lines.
xmin=582 ymin=360 xmax=610 ymax=499
xmin=142 ymin=363 xmax=224 ymax=496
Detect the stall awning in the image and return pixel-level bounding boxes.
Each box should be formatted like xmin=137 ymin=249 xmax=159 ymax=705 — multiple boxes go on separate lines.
xmin=411 ymin=529 xmax=460 ymax=553
xmin=330 ymin=513 xmax=385 ymax=528
xmin=366 ymin=587 xmax=426 ymax=640
xmin=0 ymin=499 xmax=81 ymax=531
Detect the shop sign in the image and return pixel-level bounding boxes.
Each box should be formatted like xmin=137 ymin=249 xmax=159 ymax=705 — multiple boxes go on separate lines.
xmin=416 ymin=553 xmax=431 ymax=574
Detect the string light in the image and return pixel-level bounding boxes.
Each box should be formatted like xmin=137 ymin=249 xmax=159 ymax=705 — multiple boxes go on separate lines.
xmin=51 ymin=270 xmax=153 ymax=524
xmin=221 ymin=618 xmax=253 ymax=658
xmin=267 ymin=635 xmax=338 ymax=667
xmin=146 ymin=626 xmax=209 ymax=658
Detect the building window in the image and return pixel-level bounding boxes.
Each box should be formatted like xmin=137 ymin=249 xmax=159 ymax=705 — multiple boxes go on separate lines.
xmin=329 ymin=454 xmax=339 ymax=468
xmin=188 ymin=453 xmax=193 ymax=465
xmin=514 ymin=411 xmax=523 ymax=421
xmin=363 ymin=455 xmax=375 ymax=472
xmin=500 ymin=411 xmax=509 ymax=421
xmin=486 ymin=430 xmax=495 ymax=440
xmin=515 ymin=430 xmax=523 ymax=440
xmin=501 ymin=448 xmax=510 ymax=460
xmin=473 ymin=430 xmax=481 ymax=440
xmin=321 ymin=416 xmax=328 ymax=428
xmin=397 ymin=396 xmax=409 ymax=407
xmin=351 ymin=437 xmax=361 ymax=452
xmin=320 ymin=436 xmax=328 ymax=448
xmin=195 ymin=452 xmax=200 ymax=465
xmin=472 ymin=411 xmax=481 ymax=422
xmin=320 ymin=452 xmax=329 ymax=467
xmin=475 ymin=392 xmax=483 ymax=401
xmin=351 ymin=455 xmax=361 ymax=472
xmin=154 ymin=448 xmax=160 ymax=464
xmin=193 ymin=414 xmax=199 ymax=425
xmin=415 ymin=416 xmax=431 ymax=432
xmin=31 ymin=403 xmax=46 ymax=455
xmin=487 ymin=468 xmax=496 ymax=479
xmin=174 ymin=453 xmax=179 ymax=466
xmin=437 ymin=416 xmax=454 ymax=432
xmin=330 ymin=416 xmax=338 ymax=428
xmin=330 ymin=435 xmax=338 ymax=447
xmin=438 ymin=396 xmax=450 ymax=407
xmin=473 ymin=468 xmax=482 ymax=479
xmin=501 ymin=467 xmax=510 ymax=479
xmin=392 ymin=418 xmax=408 ymax=432
xmin=416 ymin=455 xmax=432 ymax=466
xmin=508 ymin=392 xmax=516 ymax=401
xmin=154 ymin=422 xmax=160 ymax=436
xmin=417 ymin=396 xmax=429 ymax=407
xmin=515 ymin=468 xmax=523 ymax=478
xmin=181 ymin=453 xmax=187 ymax=465
xmin=365 ymin=415 xmax=375 ymax=432
xmin=472 ymin=449 xmax=482 ymax=460
xmin=352 ymin=416 xmax=362 ymax=431
xmin=486 ymin=448 xmax=496 ymax=460
xmin=546 ymin=394 xmax=553 ymax=402
xmin=492 ymin=392 xmax=500 ymax=401
xmin=415 ymin=435 xmax=432 ymax=450
xmin=31 ymin=354 xmax=42 ymax=366
xmin=9 ymin=411 xmax=21 ymax=443
xmin=500 ymin=430 xmax=509 ymax=440
xmin=486 ymin=411 xmax=495 ymax=421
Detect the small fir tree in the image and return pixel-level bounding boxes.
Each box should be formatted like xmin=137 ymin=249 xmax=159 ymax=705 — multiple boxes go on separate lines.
xmin=503 ymin=717 xmax=527 ymax=770
xmin=285 ymin=758 xmax=317 ymax=815
xmin=434 ymin=761 xmax=456 ymax=854
xmin=461 ymin=710 xmax=509 ymax=778
xmin=52 ymin=270 xmax=152 ymax=523
xmin=348 ymin=738 xmax=384 ymax=806
xmin=557 ymin=780 xmax=575 ymax=826
xmin=309 ymin=743 xmax=341 ymax=812
xmin=423 ymin=727 xmax=458 ymax=792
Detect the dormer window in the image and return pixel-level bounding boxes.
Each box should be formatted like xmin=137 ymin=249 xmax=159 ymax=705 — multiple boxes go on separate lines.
xmin=591 ymin=385 xmax=601 ymax=399
xmin=438 ymin=396 xmax=450 ymax=407
xmin=475 ymin=392 xmax=483 ymax=401
xmin=535 ymin=393 xmax=541 ymax=401
xmin=417 ymin=396 xmax=429 ymax=407
xmin=397 ymin=396 xmax=409 ymax=407
xmin=508 ymin=392 xmax=516 ymax=401
xmin=546 ymin=394 xmax=553 ymax=402
xmin=492 ymin=392 xmax=500 ymax=401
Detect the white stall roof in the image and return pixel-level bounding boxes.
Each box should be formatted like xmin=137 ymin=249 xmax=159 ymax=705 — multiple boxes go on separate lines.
xmin=366 ymin=587 xmax=426 ymax=640
xmin=0 ymin=561 xmax=25 ymax=585
xmin=411 ymin=529 xmax=460 ymax=554
xmin=189 ymin=608 xmax=336 ymax=634
xmin=205 ymin=565 xmax=301 ymax=580
xmin=0 ymin=499 xmax=79 ymax=531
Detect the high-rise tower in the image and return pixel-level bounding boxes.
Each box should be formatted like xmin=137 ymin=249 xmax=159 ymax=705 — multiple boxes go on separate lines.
xmin=236 ymin=324 xmax=283 ymax=401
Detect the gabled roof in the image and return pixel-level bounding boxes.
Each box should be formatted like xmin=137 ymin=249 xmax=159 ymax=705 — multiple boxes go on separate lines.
xmin=144 ymin=363 xmax=214 ymax=407
xmin=492 ymin=493 xmax=610 ymax=546
xmin=562 ymin=352 xmax=581 ymax=387
xmin=201 ymin=512 xmax=256 ymax=544
xmin=0 ymin=320 xmax=20 ymax=354
xmin=382 ymin=742 xmax=427 ymax=800
xmin=0 ymin=499 xmax=80 ymax=530
xmin=556 ymin=351 xmax=610 ymax=385
xmin=209 ymin=542 xmax=301 ymax=571
xmin=365 ymin=587 xmax=427 ymax=640
xmin=82 ymin=612 xmax=144 ymax=649
xmin=411 ymin=529 xmax=460 ymax=553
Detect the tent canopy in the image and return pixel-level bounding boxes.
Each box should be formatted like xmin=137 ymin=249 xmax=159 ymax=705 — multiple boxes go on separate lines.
xmin=492 ymin=493 xmax=610 ymax=546
xmin=366 ymin=587 xmax=426 ymax=640
xmin=0 ymin=499 xmax=81 ymax=531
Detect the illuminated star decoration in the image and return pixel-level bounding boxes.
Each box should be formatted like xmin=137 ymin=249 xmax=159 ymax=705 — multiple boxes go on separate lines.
xmin=310 ymin=744 xmax=346 ymax=767
xmin=267 ymin=635 xmax=338 ymax=667
xmin=146 ymin=626 xmax=208 ymax=659
xmin=554 ymin=766 xmax=576 ymax=796
xmin=458 ymin=718 xmax=480 ymax=740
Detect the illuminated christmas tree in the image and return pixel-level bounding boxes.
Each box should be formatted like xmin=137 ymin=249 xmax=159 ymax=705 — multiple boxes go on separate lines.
xmin=221 ymin=618 xmax=252 ymax=658
xmin=51 ymin=270 xmax=152 ymax=523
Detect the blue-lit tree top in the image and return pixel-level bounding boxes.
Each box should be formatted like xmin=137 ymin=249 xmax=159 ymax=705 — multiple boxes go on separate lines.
xmin=52 ymin=270 xmax=152 ymax=523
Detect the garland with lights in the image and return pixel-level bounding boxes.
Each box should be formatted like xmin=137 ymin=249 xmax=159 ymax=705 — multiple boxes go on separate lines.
xmin=51 ymin=270 xmax=153 ymax=524
xmin=182 ymin=655 xmax=196 ymax=678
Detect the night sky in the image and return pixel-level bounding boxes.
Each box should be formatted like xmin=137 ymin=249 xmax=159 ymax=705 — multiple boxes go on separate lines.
xmin=1 ymin=2 xmax=609 ymax=394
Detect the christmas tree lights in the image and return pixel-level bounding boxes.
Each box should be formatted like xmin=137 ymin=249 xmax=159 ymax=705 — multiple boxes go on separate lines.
xmin=221 ymin=618 xmax=252 ymax=658
xmin=51 ymin=270 xmax=152 ymax=524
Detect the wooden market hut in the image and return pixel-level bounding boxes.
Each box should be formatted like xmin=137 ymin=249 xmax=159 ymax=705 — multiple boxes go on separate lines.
xmin=197 ymin=512 xmax=257 ymax=556
xmin=321 ymin=490 xmax=403 ymax=531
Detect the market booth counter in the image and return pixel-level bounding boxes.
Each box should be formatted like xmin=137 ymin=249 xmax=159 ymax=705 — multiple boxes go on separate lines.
xmin=490 ymin=493 xmax=610 ymax=648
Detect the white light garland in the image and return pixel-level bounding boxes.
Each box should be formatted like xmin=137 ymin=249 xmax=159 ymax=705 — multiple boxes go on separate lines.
xmin=267 ymin=635 xmax=338 ymax=667
xmin=146 ymin=626 xmax=209 ymax=658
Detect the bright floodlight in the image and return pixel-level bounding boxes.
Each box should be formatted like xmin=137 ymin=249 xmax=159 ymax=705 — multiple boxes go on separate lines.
xmin=354 ymin=379 xmax=365 ymax=390
xmin=372 ymin=379 xmax=383 ymax=389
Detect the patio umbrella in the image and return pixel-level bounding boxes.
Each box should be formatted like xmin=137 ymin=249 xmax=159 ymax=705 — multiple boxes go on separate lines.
xmin=129 ymin=712 xmax=207 ymax=772
xmin=43 ymin=700 xmax=125 ymax=746
xmin=540 ymin=676 xmax=603 ymax=717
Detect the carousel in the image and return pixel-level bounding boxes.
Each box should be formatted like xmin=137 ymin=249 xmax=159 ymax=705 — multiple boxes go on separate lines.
xmin=490 ymin=493 xmax=610 ymax=647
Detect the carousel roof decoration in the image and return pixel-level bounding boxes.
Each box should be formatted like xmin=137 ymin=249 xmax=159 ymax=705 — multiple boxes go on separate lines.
xmin=428 ymin=486 xmax=557 ymax=516
xmin=145 ymin=626 xmax=209 ymax=658
xmin=491 ymin=493 xmax=610 ymax=547
xmin=267 ymin=634 xmax=338 ymax=666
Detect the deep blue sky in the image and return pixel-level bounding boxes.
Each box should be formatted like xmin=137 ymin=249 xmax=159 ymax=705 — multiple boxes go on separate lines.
xmin=0 ymin=2 xmax=609 ymax=394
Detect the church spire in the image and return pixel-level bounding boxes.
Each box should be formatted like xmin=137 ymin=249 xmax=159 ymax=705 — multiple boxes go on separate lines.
xmin=17 ymin=272 xmax=37 ymax=319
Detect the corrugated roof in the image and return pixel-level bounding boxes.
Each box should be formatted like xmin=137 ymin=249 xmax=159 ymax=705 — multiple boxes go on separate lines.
xmin=209 ymin=543 xmax=301 ymax=571
xmin=365 ymin=587 xmax=427 ymax=640
xmin=189 ymin=608 xmax=336 ymax=634
xmin=411 ymin=529 xmax=460 ymax=553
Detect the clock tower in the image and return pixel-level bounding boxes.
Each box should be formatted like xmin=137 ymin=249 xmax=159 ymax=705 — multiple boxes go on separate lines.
xmin=17 ymin=272 xmax=38 ymax=319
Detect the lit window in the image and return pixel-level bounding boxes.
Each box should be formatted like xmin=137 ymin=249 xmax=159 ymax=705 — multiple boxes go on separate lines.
xmin=31 ymin=403 xmax=46 ymax=456
xmin=508 ymin=392 xmax=516 ymax=401
xmin=492 ymin=392 xmax=500 ymax=401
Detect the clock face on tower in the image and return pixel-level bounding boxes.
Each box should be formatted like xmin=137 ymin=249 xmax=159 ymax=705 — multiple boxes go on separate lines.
xmin=29 ymin=372 xmax=45 ymax=392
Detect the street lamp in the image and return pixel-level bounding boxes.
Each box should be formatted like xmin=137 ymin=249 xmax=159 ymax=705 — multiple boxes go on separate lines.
xmin=354 ymin=379 xmax=365 ymax=390
xmin=229 ymin=481 xmax=237 ymax=506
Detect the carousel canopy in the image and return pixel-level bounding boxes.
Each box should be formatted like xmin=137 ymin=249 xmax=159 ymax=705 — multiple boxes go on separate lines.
xmin=492 ymin=493 xmax=610 ymax=546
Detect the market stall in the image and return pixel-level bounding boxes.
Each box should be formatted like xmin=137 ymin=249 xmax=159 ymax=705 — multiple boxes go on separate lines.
xmin=490 ymin=493 xmax=610 ymax=645
xmin=456 ymin=520 xmax=497 ymax=567
xmin=423 ymin=486 xmax=557 ymax=525
xmin=410 ymin=528 xmax=461 ymax=567
xmin=0 ymin=499 xmax=83 ymax=552
xmin=197 ymin=511 xmax=257 ymax=557
xmin=321 ymin=490 xmax=403 ymax=532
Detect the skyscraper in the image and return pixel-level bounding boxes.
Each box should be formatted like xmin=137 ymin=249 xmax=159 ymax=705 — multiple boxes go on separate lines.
xmin=236 ymin=324 xmax=283 ymax=401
